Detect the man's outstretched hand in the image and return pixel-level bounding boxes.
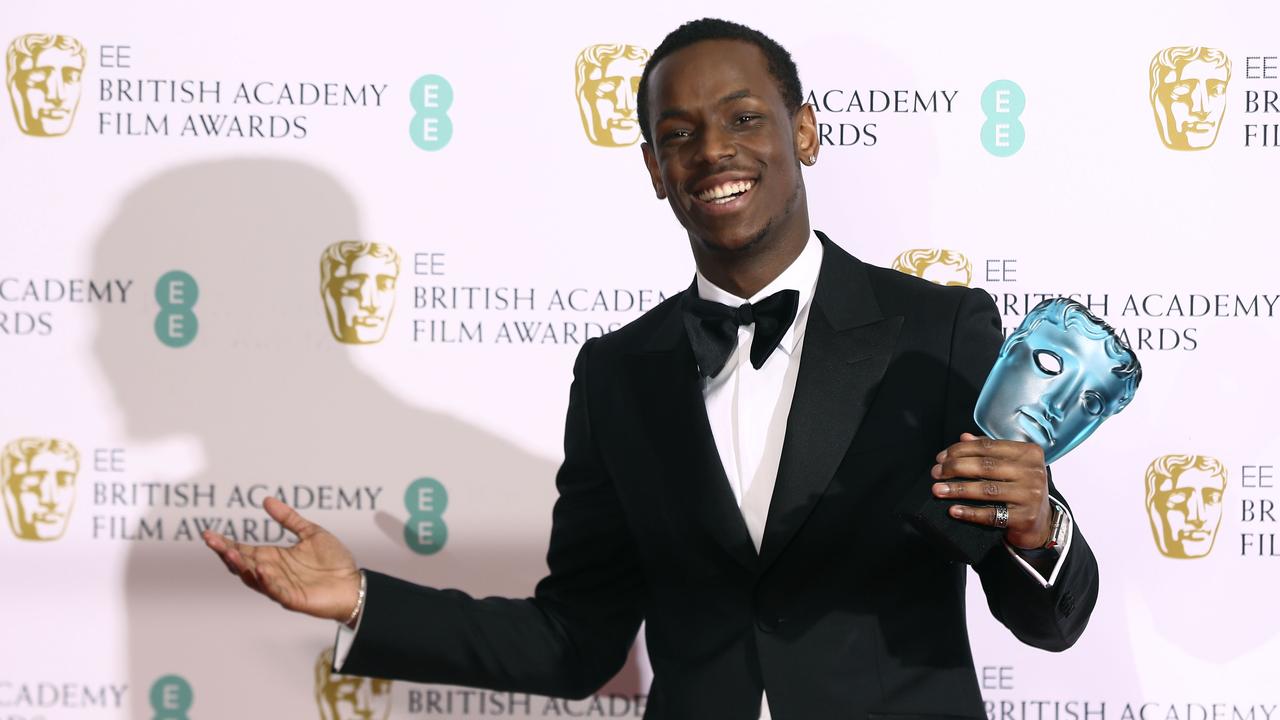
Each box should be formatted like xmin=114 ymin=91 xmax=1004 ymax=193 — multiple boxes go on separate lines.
xmin=202 ymin=496 xmax=362 ymax=626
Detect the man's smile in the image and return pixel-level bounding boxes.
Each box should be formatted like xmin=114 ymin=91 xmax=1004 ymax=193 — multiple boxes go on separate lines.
xmin=687 ymin=173 xmax=759 ymax=216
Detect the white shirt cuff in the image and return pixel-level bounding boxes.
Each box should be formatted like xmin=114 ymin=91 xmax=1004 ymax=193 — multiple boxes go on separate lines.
xmin=1002 ymin=497 xmax=1074 ymax=589
xmin=331 ymin=573 xmax=368 ymax=673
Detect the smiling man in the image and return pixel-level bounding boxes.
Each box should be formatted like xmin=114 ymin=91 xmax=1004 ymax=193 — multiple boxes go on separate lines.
xmin=205 ymin=19 xmax=1099 ymax=719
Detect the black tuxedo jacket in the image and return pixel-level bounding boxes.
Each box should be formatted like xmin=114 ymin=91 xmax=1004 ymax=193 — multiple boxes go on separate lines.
xmin=343 ymin=233 xmax=1100 ymax=719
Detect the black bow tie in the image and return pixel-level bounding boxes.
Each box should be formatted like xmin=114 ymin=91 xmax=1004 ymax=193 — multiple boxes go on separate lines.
xmin=682 ymin=289 xmax=800 ymax=378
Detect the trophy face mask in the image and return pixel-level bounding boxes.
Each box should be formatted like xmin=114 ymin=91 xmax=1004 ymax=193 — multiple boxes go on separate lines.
xmin=974 ymin=299 xmax=1141 ymax=465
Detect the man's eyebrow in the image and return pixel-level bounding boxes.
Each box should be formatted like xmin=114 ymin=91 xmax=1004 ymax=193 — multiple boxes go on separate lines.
xmin=655 ymin=89 xmax=757 ymax=124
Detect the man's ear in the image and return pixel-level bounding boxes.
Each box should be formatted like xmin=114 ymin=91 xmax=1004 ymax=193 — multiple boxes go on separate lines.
xmin=641 ymin=142 xmax=667 ymax=199
xmin=794 ymin=103 xmax=819 ymax=165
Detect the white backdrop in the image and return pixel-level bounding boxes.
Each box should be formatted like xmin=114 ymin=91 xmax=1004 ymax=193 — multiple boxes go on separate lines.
xmin=2 ymin=1 xmax=1278 ymax=718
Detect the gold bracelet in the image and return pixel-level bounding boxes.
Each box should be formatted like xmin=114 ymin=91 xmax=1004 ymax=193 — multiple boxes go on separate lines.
xmin=344 ymin=570 xmax=367 ymax=627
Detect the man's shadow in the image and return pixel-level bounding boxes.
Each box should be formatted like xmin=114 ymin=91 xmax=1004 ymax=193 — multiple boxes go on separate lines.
xmin=92 ymin=159 xmax=645 ymax=718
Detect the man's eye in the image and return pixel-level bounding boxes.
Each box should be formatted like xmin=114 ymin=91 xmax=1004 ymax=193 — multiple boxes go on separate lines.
xmin=663 ymin=128 xmax=691 ymax=142
xmin=1032 ymin=349 xmax=1063 ymax=375
xmin=735 ymin=114 xmax=760 ymax=125
xmin=1081 ymin=391 xmax=1105 ymax=416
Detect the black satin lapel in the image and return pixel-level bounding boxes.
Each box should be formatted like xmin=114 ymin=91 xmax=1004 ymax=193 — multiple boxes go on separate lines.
xmin=757 ymin=309 xmax=904 ymax=570
xmin=624 ymin=343 xmax=759 ymax=572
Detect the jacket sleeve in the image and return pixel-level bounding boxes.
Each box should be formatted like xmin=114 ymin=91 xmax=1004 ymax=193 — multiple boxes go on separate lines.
xmin=944 ymin=288 xmax=1100 ymax=651
xmin=339 ymin=337 xmax=646 ymax=697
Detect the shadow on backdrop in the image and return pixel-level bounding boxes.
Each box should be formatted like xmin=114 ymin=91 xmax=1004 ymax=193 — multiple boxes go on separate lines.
xmin=91 ymin=159 xmax=645 ymax=718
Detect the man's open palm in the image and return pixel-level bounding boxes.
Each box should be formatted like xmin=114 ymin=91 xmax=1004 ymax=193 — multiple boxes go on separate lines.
xmin=202 ymin=496 xmax=362 ymax=624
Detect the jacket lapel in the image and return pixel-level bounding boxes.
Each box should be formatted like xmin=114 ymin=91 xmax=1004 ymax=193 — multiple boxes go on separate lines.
xmin=757 ymin=233 xmax=903 ymax=570
xmin=624 ymin=288 xmax=759 ymax=572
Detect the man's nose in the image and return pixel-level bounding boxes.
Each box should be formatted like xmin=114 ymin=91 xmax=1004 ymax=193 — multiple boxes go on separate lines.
xmin=694 ymin=122 xmax=735 ymax=165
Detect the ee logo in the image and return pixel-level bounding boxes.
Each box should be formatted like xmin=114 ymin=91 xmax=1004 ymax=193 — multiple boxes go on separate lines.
xmin=410 ymin=74 xmax=453 ymax=151
xmin=981 ymin=79 xmax=1025 ymax=157
xmin=149 ymin=674 xmax=193 ymax=720
xmin=154 ymin=270 xmax=198 ymax=348
xmin=404 ymin=477 xmax=448 ymax=555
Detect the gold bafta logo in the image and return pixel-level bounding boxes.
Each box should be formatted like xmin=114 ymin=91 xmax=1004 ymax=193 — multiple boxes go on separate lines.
xmin=1150 ymin=46 xmax=1231 ymax=151
xmin=891 ymin=249 xmax=972 ymax=287
xmin=2 ymin=437 xmax=79 ymax=541
xmin=575 ymin=44 xmax=650 ymax=147
xmin=1145 ymin=454 xmax=1226 ymax=559
xmin=6 ymin=33 xmax=86 ymax=137
xmin=315 ymin=648 xmax=392 ymax=720
xmin=320 ymin=242 xmax=401 ymax=345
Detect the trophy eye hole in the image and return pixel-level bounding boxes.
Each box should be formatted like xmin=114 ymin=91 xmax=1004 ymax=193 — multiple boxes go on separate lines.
xmin=1032 ymin=349 xmax=1062 ymax=376
xmin=1082 ymin=391 xmax=1105 ymax=416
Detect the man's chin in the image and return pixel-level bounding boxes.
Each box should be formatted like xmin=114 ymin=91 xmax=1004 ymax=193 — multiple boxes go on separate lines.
xmin=687 ymin=220 xmax=771 ymax=256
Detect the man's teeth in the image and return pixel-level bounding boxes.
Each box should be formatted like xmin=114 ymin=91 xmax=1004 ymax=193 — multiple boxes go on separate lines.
xmin=697 ymin=180 xmax=754 ymax=203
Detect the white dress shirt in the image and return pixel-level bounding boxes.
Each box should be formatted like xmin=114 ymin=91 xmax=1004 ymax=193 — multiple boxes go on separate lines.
xmin=333 ymin=230 xmax=1074 ymax=717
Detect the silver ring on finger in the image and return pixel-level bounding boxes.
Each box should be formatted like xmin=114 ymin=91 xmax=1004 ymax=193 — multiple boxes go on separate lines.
xmin=993 ymin=503 xmax=1009 ymax=529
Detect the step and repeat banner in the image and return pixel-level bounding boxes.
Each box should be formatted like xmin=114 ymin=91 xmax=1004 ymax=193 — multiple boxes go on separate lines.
xmin=2 ymin=1 xmax=1278 ymax=718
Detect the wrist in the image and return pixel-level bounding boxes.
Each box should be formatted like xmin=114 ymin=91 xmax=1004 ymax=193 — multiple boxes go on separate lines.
xmin=342 ymin=570 xmax=366 ymax=628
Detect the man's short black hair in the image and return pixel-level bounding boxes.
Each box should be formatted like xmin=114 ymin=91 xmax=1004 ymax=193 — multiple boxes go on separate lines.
xmin=636 ymin=18 xmax=804 ymax=145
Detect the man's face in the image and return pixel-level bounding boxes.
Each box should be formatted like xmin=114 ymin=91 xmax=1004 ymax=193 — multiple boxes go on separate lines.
xmin=3 ymin=449 xmax=78 ymax=540
xmin=583 ymin=55 xmax=644 ymax=146
xmin=642 ymin=40 xmax=809 ymax=255
xmin=974 ymin=319 xmax=1128 ymax=464
xmin=325 ymin=254 xmax=398 ymax=344
xmin=1150 ymin=467 xmax=1225 ymax=558
xmin=10 ymin=45 xmax=84 ymax=136
xmin=1155 ymin=59 xmax=1229 ymax=150
xmin=318 ymin=674 xmax=392 ymax=720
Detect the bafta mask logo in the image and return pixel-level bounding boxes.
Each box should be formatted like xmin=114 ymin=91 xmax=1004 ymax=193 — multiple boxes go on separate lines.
xmin=974 ymin=299 xmax=1141 ymax=465
xmin=6 ymin=33 xmax=86 ymax=137
xmin=320 ymin=242 xmax=401 ymax=345
xmin=315 ymin=648 xmax=392 ymax=720
xmin=891 ymin=249 xmax=972 ymax=287
xmin=1146 ymin=455 xmax=1226 ymax=559
xmin=1150 ymin=46 xmax=1231 ymax=151
xmin=575 ymin=44 xmax=650 ymax=147
xmin=2 ymin=437 xmax=79 ymax=541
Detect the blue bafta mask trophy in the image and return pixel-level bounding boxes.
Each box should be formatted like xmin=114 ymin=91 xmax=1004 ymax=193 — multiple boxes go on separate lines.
xmin=975 ymin=298 xmax=1142 ymax=464
xmin=908 ymin=297 xmax=1142 ymax=565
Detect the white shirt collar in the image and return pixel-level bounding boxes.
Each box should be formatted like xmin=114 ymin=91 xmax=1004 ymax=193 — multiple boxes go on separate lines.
xmin=694 ymin=230 xmax=824 ymax=357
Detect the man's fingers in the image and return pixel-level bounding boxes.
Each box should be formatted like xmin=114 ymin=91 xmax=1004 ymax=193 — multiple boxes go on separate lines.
xmin=932 ymin=456 xmax=1036 ymax=483
xmin=936 ymin=436 xmax=1044 ymax=463
xmin=933 ymin=480 xmax=1019 ymax=501
xmin=263 ymin=496 xmax=317 ymax=540
xmin=947 ymin=503 xmax=1007 ymax=527
xmin=203 ymin=530 xmax=246 ymax=574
